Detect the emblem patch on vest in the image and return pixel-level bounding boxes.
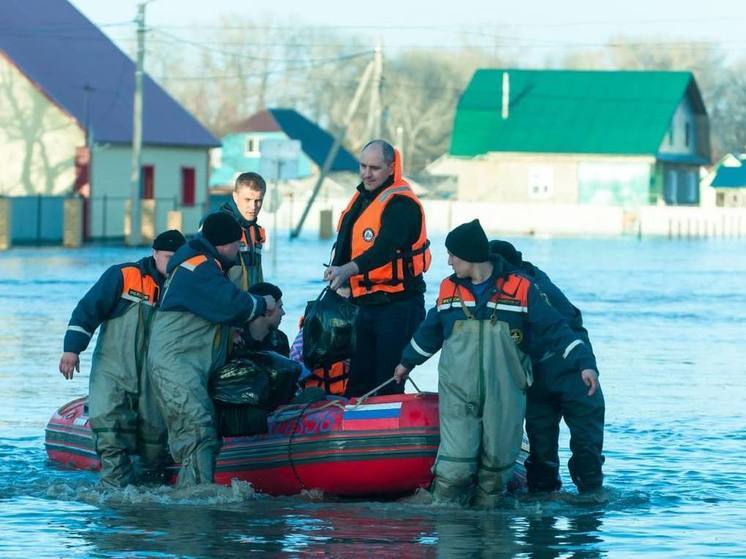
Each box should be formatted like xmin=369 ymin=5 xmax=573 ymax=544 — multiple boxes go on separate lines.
xmin=510 ymin=328 xmax=523 ymax=344
xmin=362 ymin=227 xmax=375 ymax=242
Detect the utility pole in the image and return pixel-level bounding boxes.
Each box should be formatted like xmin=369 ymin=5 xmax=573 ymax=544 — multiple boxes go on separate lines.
xmin=290 ymin=59 xmax=376 ymax=239
xmin=365 ymin=40 xmax=383 ymax=140
xmin=127 ymin=2 xmax=149 ymax=246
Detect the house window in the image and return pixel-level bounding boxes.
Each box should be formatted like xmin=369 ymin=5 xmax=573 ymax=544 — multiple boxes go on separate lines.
xmin=686 ymin=170 xmax=698 ymax=203
xmin=141 ymin=165 xmax=154 ymax=199
xmin=244 ymin=136 xmax=260 ymax=157
xmin=181 ymin=167 xmax=196 ymax=207
xmin=669 ymin=127 xmax=674 ymax=145
xmin=685 ymin=123 xmax=691 ymax=147
xmin=528 ymin=166 xmax=553 ymax=199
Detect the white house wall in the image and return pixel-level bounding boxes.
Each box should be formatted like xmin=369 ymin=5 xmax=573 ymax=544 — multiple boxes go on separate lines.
xmin=0 ymin=53 xmax=84 ymax=196
xmin=89 ymin=144 xmax=209 ymax=238
xmin=431 ymin=153 xmax=654 ymax=205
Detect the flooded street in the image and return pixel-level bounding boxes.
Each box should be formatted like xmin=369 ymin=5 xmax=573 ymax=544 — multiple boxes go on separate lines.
xmin=1 ymin=233 xmax=745 ymax=557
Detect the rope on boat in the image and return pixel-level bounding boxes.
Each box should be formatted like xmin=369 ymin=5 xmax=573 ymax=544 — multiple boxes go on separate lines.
xmin=406 ymin=375 xmax=422 ymax=393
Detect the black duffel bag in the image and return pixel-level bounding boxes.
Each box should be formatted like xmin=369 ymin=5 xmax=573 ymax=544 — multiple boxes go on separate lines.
xmin=212 ymin=351 xmax=301 ymax=436
xmin=302 ymin=287 xmax=359 ymax=369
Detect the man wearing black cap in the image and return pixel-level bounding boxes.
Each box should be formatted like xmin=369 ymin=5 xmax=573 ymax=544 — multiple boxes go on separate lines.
xmin=393 ymin=220 xmax=599 ymax=507
xmin=147 ymin=212 xmax=277 ymax=488
xmin=59 ymin=229 xmax=186 ymax=488
xmin=490 ymin=239 xmax=605 ymax=497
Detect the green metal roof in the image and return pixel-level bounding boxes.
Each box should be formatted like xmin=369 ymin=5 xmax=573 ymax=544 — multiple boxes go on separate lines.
xmin=451 ymin=69 xmax=704 ymax=157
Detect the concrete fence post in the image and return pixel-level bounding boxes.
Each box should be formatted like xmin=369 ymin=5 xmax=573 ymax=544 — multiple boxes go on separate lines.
xmin=63 ymin=197 xmax=84 ymax=248
xmin=0 ymin=198 xmax=11 ymax=250
xmin=141 ymin=199 xmax=156 ymax=244
xmin=167 ymin=210 xmax=183 ymax=233
xmin=319 ymin=209 xmax=333 ymax=240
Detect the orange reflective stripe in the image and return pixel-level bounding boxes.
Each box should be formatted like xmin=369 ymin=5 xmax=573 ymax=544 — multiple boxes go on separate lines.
xmin=494 ymin=274 xmax=530 ymax=306
xmin=120 ymin=266 xmax=158 ymax=305
xmin=337 ymin=193 xmax=360 ymax=232
xmin=247 ymin=225 xmax=266 ymax=246
xmin=180 ymin=254 xmax=222 ymax=272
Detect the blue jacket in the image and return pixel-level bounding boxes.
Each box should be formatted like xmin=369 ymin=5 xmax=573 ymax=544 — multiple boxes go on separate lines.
xmin=516 ymin=260 xmax=596 ymax=374
xmin=160 ymin=236 xmax=266 ymax=325
xmin=401 ymin=259 xmax=597 ymax=373
xmin=63 ymin=256 xmax=163 ymax=354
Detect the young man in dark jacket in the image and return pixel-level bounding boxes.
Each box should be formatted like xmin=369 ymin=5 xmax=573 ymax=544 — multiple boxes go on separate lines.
xmin=490 ymin=239 xmax=606 ymax=496
xmin=220 ymin=172 xmax=266 ymax=290
xmin=59 ymin=229 xmax=185 ymax=488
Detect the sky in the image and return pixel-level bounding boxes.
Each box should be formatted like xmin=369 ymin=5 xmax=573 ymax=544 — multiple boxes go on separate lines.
xmin=69 ymin=0 xmax=746 ymax=63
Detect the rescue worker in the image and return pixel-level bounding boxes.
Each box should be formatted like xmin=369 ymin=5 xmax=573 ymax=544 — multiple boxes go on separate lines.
xmin=59 ymin=229 xmax=186 ymax=488
xmin=490 ymin=239 xmax=605 ymax=495
xmin=393 ymin=220 xmax=599 ymax=507
xmin=147 ymin=213 xmax=276 ymax=488
xmin=324 ymin=139 xmax=431 ymax=397
xmin=289 ymin=315 xmax=350 ymax=395
xmin=220 ymin=172 xmax=266 ymax=290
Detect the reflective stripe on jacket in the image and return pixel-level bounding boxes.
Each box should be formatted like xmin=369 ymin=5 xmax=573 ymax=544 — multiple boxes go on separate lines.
xmin=400 ymin=265 xmax=598 ymax=374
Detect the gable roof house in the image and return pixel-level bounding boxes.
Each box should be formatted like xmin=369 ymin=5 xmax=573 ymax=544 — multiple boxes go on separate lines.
xmin=701 ymin=153 xmax=746 ymax=208
xmin=429 ymin=69 xmax=711 ymax=207
xmin=0 ymin=0 xmax=220 ymax=239
xmin=210 ymin=108 xmax=358 ymax=189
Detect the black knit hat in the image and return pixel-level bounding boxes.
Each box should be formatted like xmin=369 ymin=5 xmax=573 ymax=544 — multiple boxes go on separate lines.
xmin=445 ymin=219 xmax=489 ymax=263
xmin=489 ymin=240 xmax=523 ymax=266
xmin=152 ymin=229 xmax=186 ymax=252
xmin=202 ymin=212 xmax=242 ymax=247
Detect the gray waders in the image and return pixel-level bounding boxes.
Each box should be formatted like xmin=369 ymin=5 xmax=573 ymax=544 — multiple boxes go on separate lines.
xmin=147 ymin=310 xmax=230 ymax=488
xmin=88 ymin=302 xmax=167 ymax=488
xmin=433 ymin=319 xmax=531 ymax=507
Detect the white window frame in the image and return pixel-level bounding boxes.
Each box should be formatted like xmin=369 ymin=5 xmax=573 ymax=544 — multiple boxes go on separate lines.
xmin=528 ymin=166 xmax=554 ymax=199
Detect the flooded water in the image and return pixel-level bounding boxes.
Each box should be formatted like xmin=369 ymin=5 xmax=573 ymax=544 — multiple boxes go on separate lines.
xmin=1 ymin=233 xmax=745 ymax=557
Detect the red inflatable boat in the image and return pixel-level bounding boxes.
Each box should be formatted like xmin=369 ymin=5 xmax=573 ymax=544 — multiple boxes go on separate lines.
xmin=45 ymin=392 xmax=528 ymax=496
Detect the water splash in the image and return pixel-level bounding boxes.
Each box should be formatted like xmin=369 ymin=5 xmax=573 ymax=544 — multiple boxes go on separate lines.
xmin=46 ymin=478 xmax=260 ymax=506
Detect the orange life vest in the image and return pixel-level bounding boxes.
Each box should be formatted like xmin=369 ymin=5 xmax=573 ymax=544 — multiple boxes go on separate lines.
xmin=437 ymin=274 xmax=530 ymax=318
xmin=303 ymin=361 xmax=350 ymax=395
xmin=336 ymin=149 xmax=431 ymax=298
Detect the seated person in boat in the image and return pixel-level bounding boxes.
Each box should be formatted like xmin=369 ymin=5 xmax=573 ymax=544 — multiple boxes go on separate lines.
xmin=393 ymin=219 xmax=599 ymax=508
xmin=58 ymin=229 xmax=186 ymax=488
xmin=231 ymin=282 xmax=288 ymax=357
xmin=147 ymin=213 xmax=277 ymax=488
xmin=490 ymin=239 xmax=605 ymax=496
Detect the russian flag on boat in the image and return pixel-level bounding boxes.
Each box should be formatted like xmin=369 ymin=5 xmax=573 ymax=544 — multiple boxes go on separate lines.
xmin=342 ymin=402 xmax=402 ymax=431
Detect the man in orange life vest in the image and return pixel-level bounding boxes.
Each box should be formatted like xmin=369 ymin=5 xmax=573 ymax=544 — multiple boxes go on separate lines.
xmin=220 ymin=172 xmax=266 ymax=290
xmin=324 ymin=139 xmax=431 ymax=397
xmin=59 ymin=229 xmax=186 ymax=488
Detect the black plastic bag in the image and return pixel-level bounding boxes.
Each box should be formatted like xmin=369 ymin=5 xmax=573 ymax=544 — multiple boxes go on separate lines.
xmin=302 ymin=287 xmax=359 ymax=369
xmin=212 ymin=351 xmax=301 ymax=408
